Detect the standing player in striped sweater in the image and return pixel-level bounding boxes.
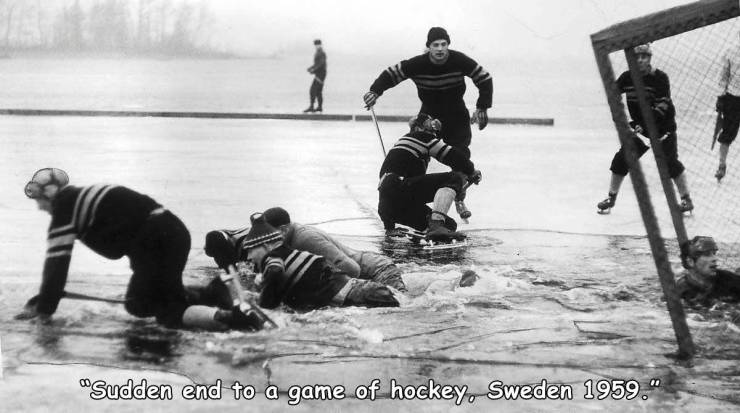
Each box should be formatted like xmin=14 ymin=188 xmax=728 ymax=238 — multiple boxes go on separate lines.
xmin=378 ymin=114 xmax=481 ymax=242
xmin=15 ymin=168 xmax=263 ymax=331
xmin=363 ymin=27 xmax=493 ymax=159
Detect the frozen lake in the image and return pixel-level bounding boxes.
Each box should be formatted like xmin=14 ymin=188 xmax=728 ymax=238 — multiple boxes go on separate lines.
xmin=1 ymin=114 xmax=739 ymax=412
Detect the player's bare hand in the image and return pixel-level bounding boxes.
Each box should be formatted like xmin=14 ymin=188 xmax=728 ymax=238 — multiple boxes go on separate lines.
xmin=471 ymin=109 xmax=489 ymax=130
xmin=363 ymin=91 xmax=378 ymax=109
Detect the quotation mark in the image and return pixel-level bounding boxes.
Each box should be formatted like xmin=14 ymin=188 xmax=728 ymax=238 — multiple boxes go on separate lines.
xmin=80 ymin=379 xmax=91 ymax=387
xmin=641 ymin=378 xmax=661 ymax=400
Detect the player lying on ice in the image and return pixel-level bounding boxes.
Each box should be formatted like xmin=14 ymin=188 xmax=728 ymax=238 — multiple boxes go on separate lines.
xmin=203 ymin=212 xmax=400 ymax=311
xmin=15 ymin=168 xmax=264 ymax=332
xmin=378 ymin=113 xmax=482 ymax=243
xmin=677 ymin=236 xmax=740 ymax=307
xmin=203 ymin=206 xmax=406 ymax=295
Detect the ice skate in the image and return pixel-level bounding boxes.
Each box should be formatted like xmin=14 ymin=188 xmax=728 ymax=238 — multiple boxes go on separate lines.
xmin=597 ymin=193 xmax=617 ymax=215
xmin=425 ymin=218 xmax=466 ymax=244
xmin=314 ymin=107 xmax=323 ymax=113
xmin=302 ymin=107 xmax=315 ymax=113
xmin=680 ymin=195 xmax=694 ymax=215
xmin=715 ymin=163 xmax=726 ymax=182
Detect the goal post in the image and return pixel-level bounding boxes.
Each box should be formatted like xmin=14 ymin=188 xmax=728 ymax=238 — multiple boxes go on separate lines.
xmin=590 ymin=0 xmax=740 ymax=357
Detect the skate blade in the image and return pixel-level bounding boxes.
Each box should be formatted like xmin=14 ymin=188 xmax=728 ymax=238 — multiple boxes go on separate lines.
xmin=422 ymin=238 xmax=469 ymax=250
xmin=597 ymin=208 xmax=611 ymax=215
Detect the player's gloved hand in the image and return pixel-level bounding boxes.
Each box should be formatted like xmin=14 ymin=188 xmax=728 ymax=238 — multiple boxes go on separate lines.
xmin=363 ymin=91 xmax=379 ymax=109
xmin=468 ymin=170 xmax=482 ymax=185
xmin=629 ymin=122 xmax=644 ymax=135
xmin=471 ymin=108 xmax=489 ymax=130
xmin=716 ymin=95 xmax=726 ymax=112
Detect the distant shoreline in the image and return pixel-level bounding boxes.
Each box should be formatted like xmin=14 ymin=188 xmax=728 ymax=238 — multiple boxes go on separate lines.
xmin=0 ymin=49 xmax=284 ymax=60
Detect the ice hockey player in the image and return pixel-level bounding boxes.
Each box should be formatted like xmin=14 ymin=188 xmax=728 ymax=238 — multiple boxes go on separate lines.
xmin=676 ymin=236 xmax=740 ymax=307
xmin=378 ymin=113 xmax=481 ymax=243
xmin=240 ymin=213 xmax=400 ymax=310
xmin=596 ymin=44 xmax=693 ymax=215
xmin=203 ymin=206 xmax=406 ymax=294
xmin=363 ymin=26 xmax=492 ymax=159
xmin=15 ymin=168 xmax=263 ymax=332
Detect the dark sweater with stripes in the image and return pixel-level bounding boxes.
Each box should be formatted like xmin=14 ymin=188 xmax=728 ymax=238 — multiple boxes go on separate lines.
xmin=379 ymin=130 xmax=476 ymax=179
xmin=37 ymin=185 xmax=161 ymax=314
xmin=258 ymin=245 xmax=347 ymax=310
xmin=616 ymin=68 xmax=676 ymax=135
xmin=369 ymin=50 xmax=493 ymax=115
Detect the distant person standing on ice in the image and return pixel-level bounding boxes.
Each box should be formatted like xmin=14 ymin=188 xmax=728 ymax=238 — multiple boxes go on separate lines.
xmin=303 ymin=39 xmax=327 ymax=113
xmin=363 ymin=27 xmax=493 ymax=159
xmin=378 ymin=114 xmax=481 ymax=243
xmin=714 ymin=34 xmax=740 ymax=182
xmin=596 ymin=44 xmax=694 ymax=215
xmin=15 ymin=168 xmax=263 ymax=332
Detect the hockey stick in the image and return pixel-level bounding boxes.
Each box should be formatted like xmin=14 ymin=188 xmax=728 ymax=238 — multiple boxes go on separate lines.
xmin=64 ymin=290 xmax=126 ymax=304
xmin=369 ymin=107 xmax=387 ymax=156
xmin=711 ymin=111 xmax=722 ymax=151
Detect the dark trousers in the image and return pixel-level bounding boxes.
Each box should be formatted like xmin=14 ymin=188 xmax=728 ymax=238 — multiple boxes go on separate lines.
xmin=125 ymin=211 xmax=191 ymax=328
xmin=719 ymin=93 xmax=740 ymax=144
xmin=309 ymin=77 xmax=324 ymax=109
xmin=609 ymin=132 xmax=685 ymax=178
xmin=378 ymin=171 xmax=465 ymax=231
xmin=424 ymin=109 xmax=472 ymax=158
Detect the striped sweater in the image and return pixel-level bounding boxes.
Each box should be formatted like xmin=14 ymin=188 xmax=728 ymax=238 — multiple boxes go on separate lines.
xmin=616 ymin=68 xmax=676 ymax=135
xmin=37 ymin=185 xmax=162 ymax=314
xmin=369 ymin=50 xmax=493 ymax=115
xmin=258 ymin=245 xmax=347 ymax=310
xmin=379 ymin=130 xmax=475 ymax=179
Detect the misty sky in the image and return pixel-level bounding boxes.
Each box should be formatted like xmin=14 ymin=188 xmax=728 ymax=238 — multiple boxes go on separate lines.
xmin=208 ymin=0 xmax=694 ymax=60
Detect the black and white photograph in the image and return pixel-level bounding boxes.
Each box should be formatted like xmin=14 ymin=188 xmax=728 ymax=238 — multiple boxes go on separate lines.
xmin=1 ymin=0 xmax=739 ymax=411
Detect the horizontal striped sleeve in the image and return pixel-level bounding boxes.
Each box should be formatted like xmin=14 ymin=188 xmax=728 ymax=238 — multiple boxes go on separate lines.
xmin=264 ymin=257 xmax=284 ymax=273
xmin=428 ymin=139 xmax=452 ymax=159
xmin=46 ymin=223 xmax=76 ymax=258
xmin=385 ymin=63 xmax=407 ymax=85
xmin=469 ymin=64 xmax=492 ymax=85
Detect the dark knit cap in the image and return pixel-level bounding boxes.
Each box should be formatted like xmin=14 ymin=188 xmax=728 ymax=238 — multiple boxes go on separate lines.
xmin=688 ymin=236 xmax=717 ymax=257
xmin=426 ymin=27 xmax=450 ymax=47
xmin=243 ymin=213 xmax=283 ymax=249
xmin=314 ymin=39 xmax=322 ymax=45
xmin=264 ymin=207 xmax=291 ymax=227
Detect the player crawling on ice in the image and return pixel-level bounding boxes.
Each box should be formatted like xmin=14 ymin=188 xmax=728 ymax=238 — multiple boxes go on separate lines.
xmin=596 ymin=44 xmax=693 ymax=215
xmin=15 ymin=168 xmax=264 ymax=332
xmin=204 ymin=213 xmax=399 ymax=311
xmin=378 ymin=113 xmax=481 ymax=244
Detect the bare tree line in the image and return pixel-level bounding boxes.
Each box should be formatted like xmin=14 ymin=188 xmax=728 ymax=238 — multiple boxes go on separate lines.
xmin=0 ymin=0 xmax=222 ymax=56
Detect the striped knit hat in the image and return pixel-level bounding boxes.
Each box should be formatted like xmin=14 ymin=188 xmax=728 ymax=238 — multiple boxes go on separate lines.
xmin=243 ymin=212 xmax=283 ymax=249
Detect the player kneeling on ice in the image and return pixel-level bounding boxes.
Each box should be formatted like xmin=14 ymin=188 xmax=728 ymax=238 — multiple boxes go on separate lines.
xmin=378 ymin=113 xmax=481 ymax=243
xmin=200 ymin=206 xmax=407 ymax=307
xmin=15 ymin=168 xmax=263 ymax=332
xmin=211 ymin=213 xmax=399 ymax=311
xmin=676 ymin=236 xmax=740 ymax=307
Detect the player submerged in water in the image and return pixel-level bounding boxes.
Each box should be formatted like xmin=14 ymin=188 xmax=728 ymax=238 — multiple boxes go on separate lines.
xmin=378 ymin=113 xmax=481 ymax=243
xmin=676 ymin=236 xmax=740 ymax=307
